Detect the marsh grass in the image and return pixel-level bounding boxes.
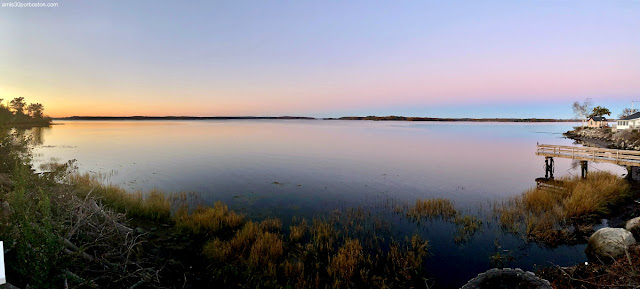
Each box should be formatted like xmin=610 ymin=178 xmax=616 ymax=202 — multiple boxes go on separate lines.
xmin=453 ymin=215 xmax=483 ymax=244
xmin=289 ymin=218 xmax=307 ymax=243
xmin=70 ymin=173 xmax=172 ymax=221
xmin=66 ymin=172 xmax=431 ymax=287
xmin=174 ymin=202 xmax=244 ymax=235
xmin=40 ymin=169 xmax=478 ymax=287
xmin=406 ymin=198 xmax=457 ymax=220
xmin=327 ymin=239 xmax=363 ymax=286
xmin=27 ymin=163 xmax=449 ymax=288
xmin=495 ymin=172 xmax=630 ymax=243
xmin=403 ymin=198 xmax=483 ymax=243
xmin=201 ymin=208 xmax=431 ymax=288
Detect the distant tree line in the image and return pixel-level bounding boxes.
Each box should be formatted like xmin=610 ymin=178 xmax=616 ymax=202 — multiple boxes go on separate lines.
xmin=0 ymin=97 xmax=51 ymax=127
xmin=337 ymin=116 xmax=573 ymax=122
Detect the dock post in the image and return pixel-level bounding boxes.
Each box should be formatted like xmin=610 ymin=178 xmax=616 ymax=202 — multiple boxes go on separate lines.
xmin=627 ymin=166 xmax=634 ymax=181
xmin=545 ymin=157 xmax=554 ymax=179
xmin=580 ymin=161 xmax=588 ymax=179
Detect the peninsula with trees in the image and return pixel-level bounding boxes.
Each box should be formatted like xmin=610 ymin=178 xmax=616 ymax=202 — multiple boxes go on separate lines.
xmin=0 ymin=97 xmax=51 ymax=127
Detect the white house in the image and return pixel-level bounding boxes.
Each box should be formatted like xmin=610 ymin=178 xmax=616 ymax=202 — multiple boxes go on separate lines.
xmin=617 ymin=112 xmax=640 ymax=130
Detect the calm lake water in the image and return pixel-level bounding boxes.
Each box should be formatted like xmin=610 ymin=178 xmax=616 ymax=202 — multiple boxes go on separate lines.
xmin=32 ymin=120 xmax=625 ymax=288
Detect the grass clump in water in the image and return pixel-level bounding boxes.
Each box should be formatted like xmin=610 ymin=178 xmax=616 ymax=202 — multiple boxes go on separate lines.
xmin=327 ymin=239 xmax=363 ymax=287
xmin=453 ymin=215 xmax=483 ymax=244
xmin=406 ymin=198 xmax=457 ymax=220
xmin=174 ymin=201 xmax=244 ymax=235
xmin=201 ymin=212 xmax=431 ymax=288
xmin=403 ymin=198 xmax=483 ymax=243
xmin=495 ymin=171 xmax=630 ymax=244
xmin=70 ymin=173 xmax=172 ymax=222
xmin=289 ymin=218 xmax=307 ymax=243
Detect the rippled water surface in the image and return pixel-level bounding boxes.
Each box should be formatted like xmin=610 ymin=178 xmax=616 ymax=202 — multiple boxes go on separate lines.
xmin=32 ymin=120 xmax=625 ymax=288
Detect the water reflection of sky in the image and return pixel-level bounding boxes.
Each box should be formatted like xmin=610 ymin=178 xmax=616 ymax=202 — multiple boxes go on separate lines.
xmin=33 ymin=120 xmax=624 ymax=207
xmin=32 ymin=120 xmax=626 ymax=288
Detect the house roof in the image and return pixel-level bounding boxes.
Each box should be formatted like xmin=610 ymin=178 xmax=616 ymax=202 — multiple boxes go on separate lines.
xmin=620 ymin=112 xmax=640 ymax=121
xmin=589 ymin=116 xmax=607 ymax=121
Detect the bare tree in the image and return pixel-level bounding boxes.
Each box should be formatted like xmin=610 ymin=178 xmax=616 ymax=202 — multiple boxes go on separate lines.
xmin=572 ymin=98 xmax=592 ymax=127
xmin=619 ymin=108 xmax=639 ymax=119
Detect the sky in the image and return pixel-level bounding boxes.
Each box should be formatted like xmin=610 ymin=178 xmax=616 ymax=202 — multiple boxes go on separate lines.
xmin=1 ymin=0 xmax=639 ymax=118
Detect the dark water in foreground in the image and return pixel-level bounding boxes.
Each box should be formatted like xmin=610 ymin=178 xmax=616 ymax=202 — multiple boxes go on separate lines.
xmin=32 ymin=120 xmax=625 ymax=288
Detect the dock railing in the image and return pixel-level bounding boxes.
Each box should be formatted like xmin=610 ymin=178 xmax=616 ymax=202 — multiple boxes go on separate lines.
xmin=536 ymin=144 xmax=640 ymax=167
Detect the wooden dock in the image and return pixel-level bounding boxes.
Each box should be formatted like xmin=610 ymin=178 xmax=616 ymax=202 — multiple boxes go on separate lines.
xmin=536 ymin=144 xmax=640 ymax=167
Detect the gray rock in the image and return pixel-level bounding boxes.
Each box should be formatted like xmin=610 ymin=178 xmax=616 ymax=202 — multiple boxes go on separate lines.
xmin=4 ymin=283 xmax=22 ymax=289
xmin=461 ymin=268 xmax=551 ymax=289
xmin=625 ymin=217 xmax=640 ymax=240
xmin=0 ymin=173 xmax=11 ymax=188
xmin=586 ymin=227 xmax=636 ymax=261
xmin=0 ymin=200 xmax=11 ymax=218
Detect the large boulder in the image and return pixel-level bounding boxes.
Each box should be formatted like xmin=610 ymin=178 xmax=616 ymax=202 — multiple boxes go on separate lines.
xmin=586 ymin=227 xmax=636 ymax=261
xmin=461 ymin=268 xmax=552 ymax=289
xmin=625 ymin=217 xmax=640 ymax=240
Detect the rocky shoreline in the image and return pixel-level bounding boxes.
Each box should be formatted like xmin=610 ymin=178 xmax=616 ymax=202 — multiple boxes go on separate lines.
xmin=564 ymin=126 xmax=640 ymax=150
xmin=542 ymin=126 xmax=640 ymax=288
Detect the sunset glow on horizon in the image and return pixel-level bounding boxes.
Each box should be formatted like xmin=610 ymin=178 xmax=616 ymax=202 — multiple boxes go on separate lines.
xmin=1 ymin=1 xmax=639 ymax=118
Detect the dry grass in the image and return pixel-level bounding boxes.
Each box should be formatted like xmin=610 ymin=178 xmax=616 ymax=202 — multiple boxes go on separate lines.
xmin=403 ymin=198 xmax=483 ymax=243
xmin=202 ymin=238 xmax=231 ymax=262
xmin=202 ymin=220 xmax=283 ymax=278
xmin=310 ymin=219 xmax=337 ymax=253
xmin=70 ymin=173 xmax=171 ymax=221
xmin=260 ymin=218 xmax=282 ymax=232
xmin=563 ymin=172 xmax=629 ymax=217
xmin=175 ymin=202 xmax=244 ymax=235
xmin=386 ymin=234 xmax=430 ymax=280
xmin=283 ymin=260 xmax=306 ymax=287
xmin=289 ymin=218 xmax=307 ymax=243
xmin=406 ymin=198 xmax=457 ymax=220
xmin=230 ymin=221 xmax=261 ymax=252
xmin=201 ymin=211 xmax=431 ymax=288
xmin=203 ymin=221 xmax=262 ymax=262
xmin=327 ymin=239 xmax=363 ymax=286
xmin=64 ymin=172 xmax=434 ymax=288
xmin=453 ymin=215 xmax=483 ymax=243
xmin=248 ymin=232 xmax=284 ymax=268
xmin=495 ymin=171 xmax=630 ymax=243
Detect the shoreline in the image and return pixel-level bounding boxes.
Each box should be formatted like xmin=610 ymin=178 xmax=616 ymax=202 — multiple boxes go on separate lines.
xmin=564 ymin=126 xmax=640 ymax=150
xmin=3 ymin=123 xmax=638 ymax=288
xmin=53 ymin=116 xmax=580 ymax=122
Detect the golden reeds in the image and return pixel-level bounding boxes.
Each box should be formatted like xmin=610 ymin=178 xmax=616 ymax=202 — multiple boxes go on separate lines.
xmin=495 ymin=171 xmax=630 ymax=242
xmin=406 ymin=198 xmax=457 ymax=220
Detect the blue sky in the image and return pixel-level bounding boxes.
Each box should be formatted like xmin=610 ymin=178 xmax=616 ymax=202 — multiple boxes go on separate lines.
xmin=1 ymin=0 xmax=638 ymax=118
